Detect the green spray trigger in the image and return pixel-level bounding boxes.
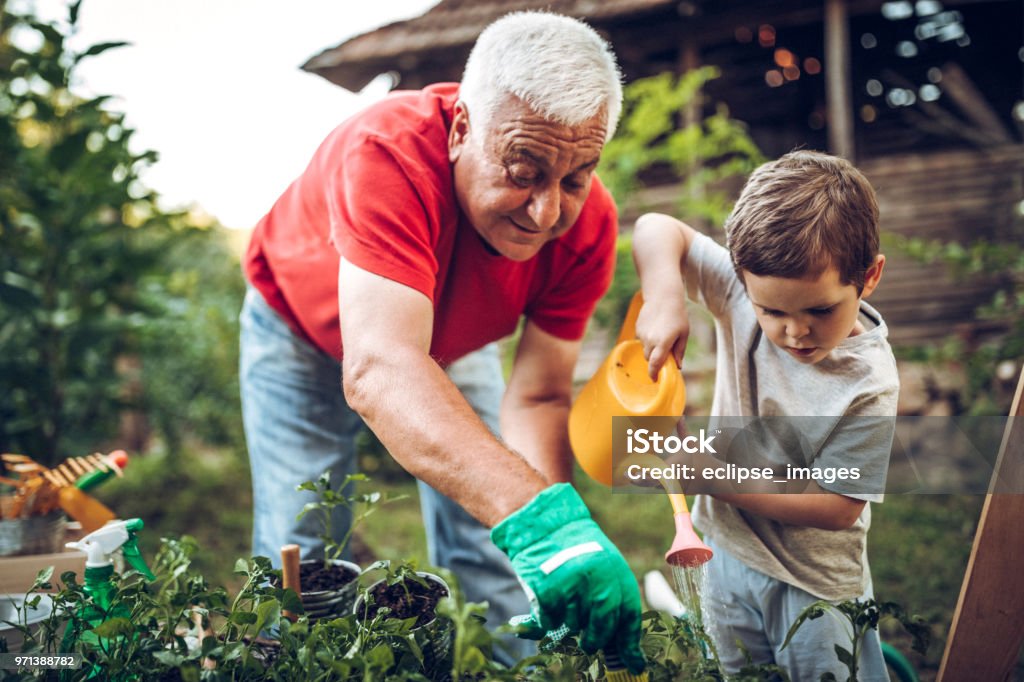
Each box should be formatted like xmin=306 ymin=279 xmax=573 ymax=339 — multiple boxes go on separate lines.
xmin=120 ymin=519 xmax=155 ymax=580
xmin=66 ymin=518 xmax=155 ymax=581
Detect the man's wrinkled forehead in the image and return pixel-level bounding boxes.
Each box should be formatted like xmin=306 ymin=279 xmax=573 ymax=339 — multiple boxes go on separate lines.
xmin=483 ymin=99 xmax=607 ymax=166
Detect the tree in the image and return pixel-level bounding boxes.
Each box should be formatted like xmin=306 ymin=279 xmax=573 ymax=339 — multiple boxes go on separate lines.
xmin=0 ymin=2 xmax=243 ymax=462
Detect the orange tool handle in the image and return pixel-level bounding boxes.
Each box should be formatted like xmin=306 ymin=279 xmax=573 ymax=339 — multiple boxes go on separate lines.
xmin=59 ymin=487 xmax=115 ymax=533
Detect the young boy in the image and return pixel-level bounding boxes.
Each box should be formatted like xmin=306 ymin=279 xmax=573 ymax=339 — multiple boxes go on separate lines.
xmin=632 ymin=150 xmax=897 ymax=680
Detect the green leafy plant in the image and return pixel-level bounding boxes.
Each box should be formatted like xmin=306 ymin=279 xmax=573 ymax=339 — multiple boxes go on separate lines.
xmin=135 ymin=225 xmax=246 ymax=457
xmin=592 ymin=68 xmax=763 ymax=347
xmin=0 ymin=2 xmax=245 ymax=463
xmin=296 ymin=471 xmax=403 ymax=566
xmin=782 ymin=598 xmax=930 ymax=682
xmin=598 ymin=67 xmax=765 ymax=228
xmin=1 ymin=528 xmax=929 ymax=681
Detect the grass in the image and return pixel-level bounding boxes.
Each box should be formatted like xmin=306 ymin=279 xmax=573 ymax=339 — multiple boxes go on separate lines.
xmin=93 ymin=442 xmax=988 ymax=681
xmin=100 ymin=443 xmax=253 ymax=591
xmin=868 ymin=493 xmax=984 ymax=680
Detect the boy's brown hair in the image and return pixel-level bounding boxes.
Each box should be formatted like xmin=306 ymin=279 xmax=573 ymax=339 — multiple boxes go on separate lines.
xmin=725 ymin=150 xmax=880 ymax=292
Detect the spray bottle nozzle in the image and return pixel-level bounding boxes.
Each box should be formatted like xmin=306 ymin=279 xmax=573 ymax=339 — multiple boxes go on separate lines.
xmin=65 ymin=518 xmax=155 ymax=580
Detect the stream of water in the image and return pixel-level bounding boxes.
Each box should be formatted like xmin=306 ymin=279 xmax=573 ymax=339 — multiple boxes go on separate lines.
xmin=670 ymin=562 xmax=724 ymax=674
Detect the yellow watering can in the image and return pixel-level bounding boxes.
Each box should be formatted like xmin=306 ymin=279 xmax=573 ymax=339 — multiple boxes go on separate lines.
xmin=569 ymin=291 xmax=685 ymax=487
xmin=569 ymin=291 xmax=712 ymax=568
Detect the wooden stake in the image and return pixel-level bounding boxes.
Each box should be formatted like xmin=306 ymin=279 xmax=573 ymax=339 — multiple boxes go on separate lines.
xmin=281 ymin=544 xmax=302 ymax=622
xmin=192 ymin=608 xmax=217 ymax=670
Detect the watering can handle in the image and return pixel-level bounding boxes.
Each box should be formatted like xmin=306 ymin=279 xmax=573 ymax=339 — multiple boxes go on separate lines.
xmin=617 ymin=291 xmax=680 ymax=374
xmin=616 ymin=292 xmax=644 ymax=345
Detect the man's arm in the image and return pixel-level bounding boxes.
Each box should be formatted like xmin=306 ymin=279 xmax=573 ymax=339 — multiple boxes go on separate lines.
xmin=500 ymin=321 xmax=581 ymax=484
xmin=338 ymin=257 xmax=547 ymax=527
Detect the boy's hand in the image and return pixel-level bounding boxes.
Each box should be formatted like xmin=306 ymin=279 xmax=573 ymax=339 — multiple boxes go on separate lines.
xmin=636 ymin=293 xmax=690 ymax=380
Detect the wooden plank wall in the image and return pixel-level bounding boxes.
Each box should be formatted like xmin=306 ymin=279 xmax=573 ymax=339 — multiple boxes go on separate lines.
xmin=861 ymin=146 xmax=1023 ymax=347
xmin=620 ymin=145 xmax=1024 ymax=348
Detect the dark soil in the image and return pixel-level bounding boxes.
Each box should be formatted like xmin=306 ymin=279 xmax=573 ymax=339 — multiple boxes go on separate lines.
xmin=299 ymin=561 xmax=358 ymax=592
xmin=363 ymin=577 xmax=449 ymax=628
xmin=272 ymin=560 xmax=359 ymax=592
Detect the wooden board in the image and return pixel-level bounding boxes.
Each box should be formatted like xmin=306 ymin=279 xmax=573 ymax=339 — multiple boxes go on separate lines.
xmin=938 ymin=369 xmax=1024 ymax=680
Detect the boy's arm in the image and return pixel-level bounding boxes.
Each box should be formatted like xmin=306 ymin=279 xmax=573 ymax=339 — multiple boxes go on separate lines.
xmin=632 ymin=213 xmax=699 ymax=380
xmin=671 ymin=445 xmax=868 ymax=530
xmin=711 ymin=488 xmax=866 ymax=531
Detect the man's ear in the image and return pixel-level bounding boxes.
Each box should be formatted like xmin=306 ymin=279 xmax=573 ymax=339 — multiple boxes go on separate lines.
xmin=860 ymin=254 xmax=885 ymax=298
xmin=448 ymin=101 xmax=470 ymax=163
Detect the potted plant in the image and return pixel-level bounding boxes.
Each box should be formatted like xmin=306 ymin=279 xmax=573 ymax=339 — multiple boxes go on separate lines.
xmin=0 ymin=472 xmax=931 ymax=681
xmin=354 ymin=560 xmax=454 ymax=680
xmin=280 ymin=472 xmax=397 ymax=621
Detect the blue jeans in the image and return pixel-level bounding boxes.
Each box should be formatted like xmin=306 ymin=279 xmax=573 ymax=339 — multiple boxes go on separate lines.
xmin=703 ymin=537 xmax=889 ymax=681
xmin=239 ymin=287 xmax=531 ymax=661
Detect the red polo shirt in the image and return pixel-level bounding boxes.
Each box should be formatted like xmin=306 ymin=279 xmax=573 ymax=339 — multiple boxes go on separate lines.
xmin=244 ymin=83 xmax=617 ymax=366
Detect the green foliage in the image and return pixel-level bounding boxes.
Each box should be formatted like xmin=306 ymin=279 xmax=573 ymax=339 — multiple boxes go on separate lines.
xmin=591 ymin=234 xmax=639 ymax=331
xmin=1 ymin=551 xmax=784 ymax=680
xmin=0 ymin=4 xmax=170 ymax=461
xmin=0 ymin=3 xmax=246 ymax=463
xmin=598 ymin=68 xmax=765 ymax=228
xmin=2 ymin=477 xmax=930 ymax=681
xmin=867 ymin=493 xmax=981 ymax=672
xmin=592 ymin=69 xmax=763 ymax=346
xmin=892 ymin=234 xmax=1024 ymax=415
xmin=135 ymin=226 xmax=246 ymax=455
xmin=782 ymin=598 xmax=930 ymax=682
xmin=297 ymin=472 xmax=404 ymax=566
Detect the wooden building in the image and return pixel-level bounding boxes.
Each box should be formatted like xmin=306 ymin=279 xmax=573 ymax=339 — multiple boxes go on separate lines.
xmin=303 ymin=0 xmax=1024 ymax=347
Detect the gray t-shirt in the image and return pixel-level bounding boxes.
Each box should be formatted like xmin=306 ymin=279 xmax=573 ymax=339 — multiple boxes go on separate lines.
xmin=686 ymin=233 xmax=899 ymax=601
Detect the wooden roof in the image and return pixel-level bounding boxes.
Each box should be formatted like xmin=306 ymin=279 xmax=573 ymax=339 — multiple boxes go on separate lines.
xmin=302 ymin=0 xmax=688 ymax=91
xmin=301 ymin=0 xmax=913 ymax=92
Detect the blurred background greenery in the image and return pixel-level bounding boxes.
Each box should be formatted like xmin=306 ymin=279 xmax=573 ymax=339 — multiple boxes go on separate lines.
xmin=1 ymin=4 xmax=1017 ymax=680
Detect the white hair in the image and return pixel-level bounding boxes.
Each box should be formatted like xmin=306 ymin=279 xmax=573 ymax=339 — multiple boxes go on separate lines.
xmin=459 ymin=11 xmax=623 ymax=142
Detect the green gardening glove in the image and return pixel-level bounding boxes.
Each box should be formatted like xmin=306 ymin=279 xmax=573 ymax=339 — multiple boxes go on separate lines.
xmin=491 ymin=483 xmax=645 ymax=674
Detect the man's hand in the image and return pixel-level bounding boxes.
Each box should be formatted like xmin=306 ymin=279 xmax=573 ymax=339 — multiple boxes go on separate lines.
xmin=491 ymin=483 xmax=645 ymax=674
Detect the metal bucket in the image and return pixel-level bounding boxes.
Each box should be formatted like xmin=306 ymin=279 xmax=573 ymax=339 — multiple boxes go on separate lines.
xmin=354 ymin=571 xmax=452 ymax=681
xmin=298 ymin=558 xmax=361 ymax=622
xmin=0 ymin=511 xmax=67 ymax=556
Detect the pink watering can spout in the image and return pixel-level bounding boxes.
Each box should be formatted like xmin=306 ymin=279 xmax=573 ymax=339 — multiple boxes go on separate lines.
xmin=666 ymin=496 xmax=713 ymax=567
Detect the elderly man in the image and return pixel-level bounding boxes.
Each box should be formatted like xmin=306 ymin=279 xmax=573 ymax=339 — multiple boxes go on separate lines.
xmin=240 ymin=11 xmax=643 ymax=670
